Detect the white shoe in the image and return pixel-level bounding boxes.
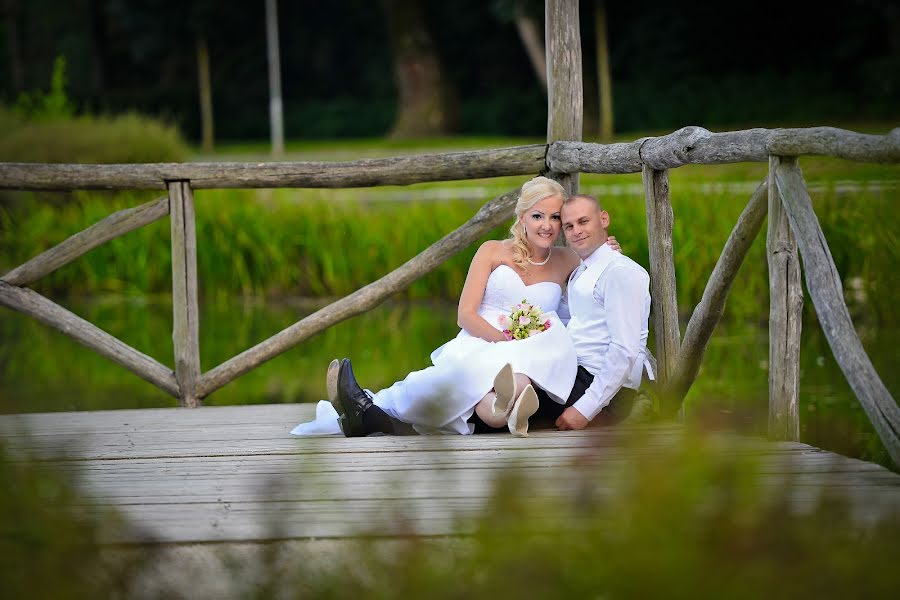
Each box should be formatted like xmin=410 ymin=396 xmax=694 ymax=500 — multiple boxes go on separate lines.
xmin=491 ymin=363 xmax=517 ymax=418
xmin=326 ymin=359 xmax=340 ymax=407
xmin=507 ymin=384 xmax=539 ymax=437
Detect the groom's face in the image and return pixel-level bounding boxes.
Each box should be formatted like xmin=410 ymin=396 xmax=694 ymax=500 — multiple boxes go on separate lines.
xmin=561 ymin=197 xmax=610 ymax=259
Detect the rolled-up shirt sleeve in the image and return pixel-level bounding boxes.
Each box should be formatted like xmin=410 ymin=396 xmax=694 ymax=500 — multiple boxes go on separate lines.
xmin=572 ymin=265 xmax=649 ymax=421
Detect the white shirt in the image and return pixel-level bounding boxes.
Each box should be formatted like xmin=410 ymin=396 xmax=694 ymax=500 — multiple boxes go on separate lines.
xmin=560 ymin=243 xmax=653 ymax=421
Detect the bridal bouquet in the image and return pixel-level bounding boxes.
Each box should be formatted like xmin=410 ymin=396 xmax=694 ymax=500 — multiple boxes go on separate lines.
xmin=498 ymin=300 xmax=552 ymax=341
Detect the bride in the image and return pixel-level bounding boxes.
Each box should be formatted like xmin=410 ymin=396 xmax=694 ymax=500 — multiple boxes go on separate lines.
xmin=291 ymin=176 xmax=618 ymax=437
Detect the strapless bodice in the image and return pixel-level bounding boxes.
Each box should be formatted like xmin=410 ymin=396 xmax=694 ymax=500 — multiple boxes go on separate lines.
xmin=478 ymin=264 xmax=562 ymax=330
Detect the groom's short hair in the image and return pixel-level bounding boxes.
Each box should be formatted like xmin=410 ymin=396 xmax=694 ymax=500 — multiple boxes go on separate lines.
xmin=565 ymin=193 xmax=603 ymax=212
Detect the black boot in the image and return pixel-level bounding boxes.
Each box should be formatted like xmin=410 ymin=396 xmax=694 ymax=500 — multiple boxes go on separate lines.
xmin=334 ymin=359 xmax=403 ymax=436
xmin=334 ymin=358 xmax=373 ymax=437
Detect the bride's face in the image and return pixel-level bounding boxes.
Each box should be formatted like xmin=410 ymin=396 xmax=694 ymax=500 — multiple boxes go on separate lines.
xmin=520 ymin=194 xmax=564 ymax=250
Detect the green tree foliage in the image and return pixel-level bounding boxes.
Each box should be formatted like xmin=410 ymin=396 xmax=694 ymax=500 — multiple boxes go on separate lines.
xmin=1 ymin=0 xmax=894 ymax=141
xmin=13 ymin=55 xmax=75 ymax=121
xmin=0 ymin=53 xmax=189 ymax=163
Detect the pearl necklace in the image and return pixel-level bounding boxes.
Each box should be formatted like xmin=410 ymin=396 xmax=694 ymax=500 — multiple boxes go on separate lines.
xmin=527 ymin=247 xmax=552 ymax=266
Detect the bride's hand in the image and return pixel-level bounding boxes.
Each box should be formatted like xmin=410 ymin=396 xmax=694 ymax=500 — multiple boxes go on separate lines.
xmin=608 ymin=235 xmax=622 ymax=253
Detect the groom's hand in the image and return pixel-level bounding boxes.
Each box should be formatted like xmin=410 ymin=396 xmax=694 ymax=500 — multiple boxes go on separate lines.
xmin=556 ymin=407 xmax=589 ymax=431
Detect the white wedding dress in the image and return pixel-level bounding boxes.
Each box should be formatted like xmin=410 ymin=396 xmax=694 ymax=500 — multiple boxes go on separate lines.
xmin=291 ymin=264 xmax=578 ymax=435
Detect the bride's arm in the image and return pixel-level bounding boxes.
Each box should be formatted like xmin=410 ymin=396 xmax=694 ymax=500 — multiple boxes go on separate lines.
xmin=458 ymin=241 xmax=509 ymax=343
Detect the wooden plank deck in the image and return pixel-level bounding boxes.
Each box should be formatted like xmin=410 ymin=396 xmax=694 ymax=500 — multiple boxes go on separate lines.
xmin=1 ymin=403 xmax=898 ymax=544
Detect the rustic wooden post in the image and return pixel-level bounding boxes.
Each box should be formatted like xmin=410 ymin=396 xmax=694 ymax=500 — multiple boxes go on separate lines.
xmin=545 ymin=0 xmax=583 ymax=196
xmin=766 ymin=156 xmax=802 ymax=440
xmin=643 ymin=165 xmax=680 ymax=406
xmin=774 ymin=160 xmax=900 ymax=467
xmin=168 ymin=181 xmax=201 ymax=407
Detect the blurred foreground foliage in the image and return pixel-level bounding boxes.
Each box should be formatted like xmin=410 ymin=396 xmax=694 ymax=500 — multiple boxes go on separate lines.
xmin=0 ymin=443 xmax=150 ymax=599
xmin=1 ymin=429 xmax=898 ymax=599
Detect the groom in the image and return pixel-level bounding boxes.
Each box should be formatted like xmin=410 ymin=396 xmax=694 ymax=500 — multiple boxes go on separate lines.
xmin=531 ymin=193 xmax=654 ymax=431
xmin=333 ymin=193 xmax=653 ymax=435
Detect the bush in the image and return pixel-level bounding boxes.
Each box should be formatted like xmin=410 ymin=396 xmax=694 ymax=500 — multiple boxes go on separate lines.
xmin=0 ymin=55 xmax=189 ymax=164
xmin=0 ymin=109 xmax=190 ymax=164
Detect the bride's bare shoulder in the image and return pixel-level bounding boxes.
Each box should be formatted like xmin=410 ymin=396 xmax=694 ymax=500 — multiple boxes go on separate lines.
xmin=482 ymin=239 xmax=514 ymax=259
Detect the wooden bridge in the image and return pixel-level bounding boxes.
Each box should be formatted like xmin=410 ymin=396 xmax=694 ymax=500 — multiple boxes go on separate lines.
xmin=0 ymin=0 xmax=898 ymax=546
xmin=2 ymin=403 xmax=898 ymax=543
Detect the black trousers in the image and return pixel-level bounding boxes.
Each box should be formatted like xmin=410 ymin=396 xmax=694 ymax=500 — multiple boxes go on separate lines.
xmin=469 ymin=365 xmax=639 ymax=433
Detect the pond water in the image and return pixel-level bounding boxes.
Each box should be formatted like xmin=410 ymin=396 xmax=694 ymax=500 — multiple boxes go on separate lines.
xmin=1 ymin=296 xmax=896 ymax=467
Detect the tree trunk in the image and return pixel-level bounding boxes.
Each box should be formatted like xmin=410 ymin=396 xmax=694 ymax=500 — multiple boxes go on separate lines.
xmin=381 ymin=0 xmax=456 ymax=138
xmin=88 ymin=0 xmax=110 ymax=95
xmin=195 ymin=36 xmax=214 ymax=153
xmin=3 ymin=0 xmax=24 ymax=93
xmin=265 ymin=0 xmax=284 ymax=157
xmin=594 ymin=0 xmax=614 ymax=141
xmin=513 ymin=1 xmax=547 ymax=91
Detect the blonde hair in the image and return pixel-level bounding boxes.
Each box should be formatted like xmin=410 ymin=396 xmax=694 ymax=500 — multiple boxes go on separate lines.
xmin=509 ymin=176 xmax=566 ymax=270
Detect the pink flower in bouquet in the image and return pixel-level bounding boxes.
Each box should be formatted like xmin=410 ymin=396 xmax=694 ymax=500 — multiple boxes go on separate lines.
xmin=503 ymin=299 xmax=551 ymax=340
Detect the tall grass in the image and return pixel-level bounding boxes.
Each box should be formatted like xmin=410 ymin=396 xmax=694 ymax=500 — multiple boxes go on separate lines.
xmin=1 ymin=180 xmax=895 ymax=325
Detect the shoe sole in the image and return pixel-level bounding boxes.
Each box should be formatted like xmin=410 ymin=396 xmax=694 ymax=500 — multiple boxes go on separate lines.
xmin=326 ymin=359 xmax=340 ymax=406
xmin=326 ymin=359 xmax=342 ymax=432
xmin=508 ymin=384 xmax=539 ymax=437
xmin=491 ymin=363 xmax=517 ymax=417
